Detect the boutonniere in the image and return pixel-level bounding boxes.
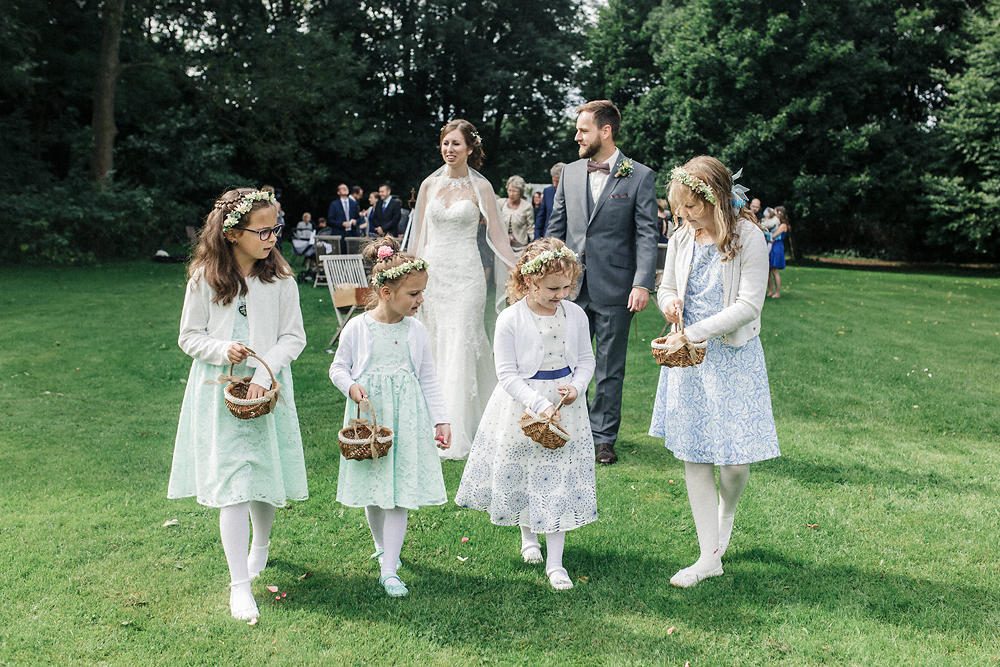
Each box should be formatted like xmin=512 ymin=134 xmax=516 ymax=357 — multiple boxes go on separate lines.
xmin=614 ymin=158 xmax=634 ymax=179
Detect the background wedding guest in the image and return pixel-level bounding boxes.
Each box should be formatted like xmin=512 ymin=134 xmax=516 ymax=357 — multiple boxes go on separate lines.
xmin=351 ymin=186 xmax=368 ymax=235
xmin=499 ymin=175 xmax=534 ymax=254
xmin=657 ymin=198 xmax=677 ymax=243
xmin=535 ymin=162 xmax=565 ymax=240
xmin=767 ymin=206 xmax=791 ymax=299
xmin=371 ymin=183 xmax=402 ymax=237
xmin=532 ymin=191 xmax=543 ymax=220
xmin=328 ymin=183 xmax=361 ymax=252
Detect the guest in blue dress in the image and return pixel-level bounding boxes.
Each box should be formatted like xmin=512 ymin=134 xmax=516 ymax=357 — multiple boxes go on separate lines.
xmin=766 ymin=206 xmax=791 ymax=298
xmin=651 ymin=157 xmax=779 ymax=588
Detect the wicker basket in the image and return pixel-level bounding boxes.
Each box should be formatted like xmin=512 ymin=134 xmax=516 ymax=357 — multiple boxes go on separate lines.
xmin=651 ymin=317 xmax=706 ymax=368
xmin=338 ymin=398 xmax=394 ymax=461
xmin=221 ymin=349 xmax=281 ymax=420
xmin=520 ymin=394 xmax=571 ymax=450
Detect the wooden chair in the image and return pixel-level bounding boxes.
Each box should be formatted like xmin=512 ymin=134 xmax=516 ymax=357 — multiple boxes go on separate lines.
xmin=344 ymin=236 xmax=368 ymax=256
xmin=313 ymin=235 xmax=342 ymax=288
xmin=321 ymin=254 xmax=371 ymax=346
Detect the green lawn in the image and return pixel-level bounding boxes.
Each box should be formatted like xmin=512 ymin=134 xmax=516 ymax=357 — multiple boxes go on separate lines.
xmin=1 ymin=261 xmax=998 ymax=666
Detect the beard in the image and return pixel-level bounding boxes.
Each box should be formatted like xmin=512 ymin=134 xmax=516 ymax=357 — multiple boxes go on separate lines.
xmin=578 ymin=137 xmax=602 ymax=160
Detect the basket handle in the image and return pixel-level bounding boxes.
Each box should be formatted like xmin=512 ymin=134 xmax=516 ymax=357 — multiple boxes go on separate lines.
xmin=227 ymin=348 xmax=278 ymax=389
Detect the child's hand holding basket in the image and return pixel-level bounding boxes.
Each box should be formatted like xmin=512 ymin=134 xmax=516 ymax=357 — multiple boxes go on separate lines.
xmin=651 ymin=317 xmax=707 ymax=368
xmin=206 ymin=347 xmax=284 ymax=420
xmin=520 ymin=393 xmax=572 ymax=450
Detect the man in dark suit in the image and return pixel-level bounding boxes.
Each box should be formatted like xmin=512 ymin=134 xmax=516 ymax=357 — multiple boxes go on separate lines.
xmin=547 ymin=100 xmax=658 ymax=466
xmin=534 ymin=162 xmax=565 ymax=239
xmin=370 ymin=183 xmax=402 ymax=237
xmin=327 ymin=183 xmax=361 ymax=252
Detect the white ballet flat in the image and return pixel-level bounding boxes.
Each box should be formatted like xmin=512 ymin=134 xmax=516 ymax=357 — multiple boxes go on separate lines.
xmin=521 ymin=544 xmax=543 ymax=564
xmin=546 ymin=567 xmax=574 ymax=591
xmin=669 ymin=565 xmax=723 ymax=588
xmin=229 ymin=579 xmax=259 ymax=620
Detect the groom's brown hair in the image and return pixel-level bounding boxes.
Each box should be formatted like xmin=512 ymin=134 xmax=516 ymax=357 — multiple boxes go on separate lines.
xmin=577 ymin=100 xmax=621 ymax=139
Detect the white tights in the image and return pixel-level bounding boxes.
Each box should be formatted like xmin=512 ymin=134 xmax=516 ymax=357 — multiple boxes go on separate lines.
xmin=365 ymin=506 xmax=408 ymax=579
xmin=219 ymin=501 xmax=276 ymax=583
xmin=520 ymin=525 xmax=567 ymax=573
xmin=683 ymin=462 xmax=750 ymax=573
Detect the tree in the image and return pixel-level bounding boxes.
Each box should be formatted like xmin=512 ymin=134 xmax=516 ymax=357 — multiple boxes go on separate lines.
xmin=923 ymin=0 xmax=1000 ymax=257
xmin=91 ymin=0 xmax=125 ymax=188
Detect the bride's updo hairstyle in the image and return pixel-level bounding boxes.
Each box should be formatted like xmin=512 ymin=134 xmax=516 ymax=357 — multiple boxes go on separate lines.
xmin=440 ymin=119 xmax=485 ymax=170
xmin=506 ymin=238 xmax=582 ymax=306
xmin=667 ymin=155 xmax=758 ymax=262
xmin=362 ymin=235 xmax=428 ymax=310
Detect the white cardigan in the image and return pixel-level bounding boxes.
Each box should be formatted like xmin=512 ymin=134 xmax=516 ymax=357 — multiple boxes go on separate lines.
xmin=657 ymin=220 xmax=768 ymax=347
xmin=494 ymin=298 xmax=595 ymax=415
xmin=328 ymin=314 xmax=449 ymax=426
xmin=178 ymin=272 xmax=306 ymax=388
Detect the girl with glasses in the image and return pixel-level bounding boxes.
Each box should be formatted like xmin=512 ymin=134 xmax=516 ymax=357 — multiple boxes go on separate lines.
xmin=168 ymin=188 xmax=308 ymax=621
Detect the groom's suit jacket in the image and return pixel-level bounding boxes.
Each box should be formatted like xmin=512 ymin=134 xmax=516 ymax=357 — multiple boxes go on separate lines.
xmin=546 ymin=152 xmax=659 ymax=306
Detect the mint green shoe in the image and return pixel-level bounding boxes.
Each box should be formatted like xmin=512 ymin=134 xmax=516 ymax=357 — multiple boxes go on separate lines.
xmin=379 ymin=574 xmax=408 ymax=597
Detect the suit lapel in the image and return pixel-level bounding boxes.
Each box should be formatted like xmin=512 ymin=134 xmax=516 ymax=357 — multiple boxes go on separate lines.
xmin=588 ymin=152 xmax=626 ymax=225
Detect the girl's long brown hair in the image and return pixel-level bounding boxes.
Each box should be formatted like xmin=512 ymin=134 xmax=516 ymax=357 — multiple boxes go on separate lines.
xmin=667 ymin=156 xmax=759 ymax=261
xmin=189 ymin=187 xmax=293 ymax=305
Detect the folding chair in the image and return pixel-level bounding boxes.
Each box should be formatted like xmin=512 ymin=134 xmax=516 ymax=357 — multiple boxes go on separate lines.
xmin=313 ymin=235 xmax=342 ymax=288
xmin=321 ymin=254 xmax=371 ymax=346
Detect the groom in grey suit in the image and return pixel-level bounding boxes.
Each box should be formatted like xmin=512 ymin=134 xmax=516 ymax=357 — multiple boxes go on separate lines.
xmin=547 ymin=100 xmax=659 ymax=465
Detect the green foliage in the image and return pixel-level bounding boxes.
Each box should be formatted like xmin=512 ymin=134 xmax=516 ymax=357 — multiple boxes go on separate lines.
xmin=923 ymin=0 xmax=1000 ymax=257
xmin=582 ymin=0 xmax=973 ymax=259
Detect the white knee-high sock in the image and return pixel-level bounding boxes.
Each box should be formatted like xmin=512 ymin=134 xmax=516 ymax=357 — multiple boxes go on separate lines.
xmin=366 ymin=506 xmax=386 ymax=553
xmin=220 ymin=502 xmax=251 ymax=583
xmin=380 ymin=507 xmax=408 ymax=579
xmin=684 ymin=462 xmax=721 ymax=572
xmin=247 ymin=501 xmax=276 ymax=578
xmin=545 ymin=531 xmax=566 ymax=573
xmin=718 ymin=464 xmax=749 ymax=554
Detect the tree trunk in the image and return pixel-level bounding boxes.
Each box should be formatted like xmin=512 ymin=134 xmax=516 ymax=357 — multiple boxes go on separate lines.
xmin=91 ymin=0 xmax=126 ymax=188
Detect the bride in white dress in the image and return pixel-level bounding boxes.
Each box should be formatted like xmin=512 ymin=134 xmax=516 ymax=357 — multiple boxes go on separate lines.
xmin=405 ymin=120 xmax=516 ymax=460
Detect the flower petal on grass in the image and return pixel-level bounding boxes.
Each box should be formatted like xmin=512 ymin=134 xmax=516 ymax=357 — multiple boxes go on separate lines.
xmin=667 ymin=626 xmax=675 ymax=635
xmin=266 ymin=585 xmax=279 ymax=593
xmin=461 ymin=537 xmax=469 ymax=543
xmin=457 ymin=556 xmax=468 ymax=562
xmin=297 ymin=572 xmax=312 ymax=580
xmin=162 ymin=519 xmax=179 ymax=527
xmin=247 ymin=617 xmax=258 ymax=626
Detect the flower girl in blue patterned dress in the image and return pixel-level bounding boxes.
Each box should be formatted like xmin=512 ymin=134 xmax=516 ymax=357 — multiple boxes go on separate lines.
xmin=329 ymin=236 xmax=451 ymax=598
xmin=169 ymin=188 xmax=308 ymax=621
xmin=650 ymin=156 xmax=780 ymax=588
xmin=455 ymin=238 xmax=597 ymax=591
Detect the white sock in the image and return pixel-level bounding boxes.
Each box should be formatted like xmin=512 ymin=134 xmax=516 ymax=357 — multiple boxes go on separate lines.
xmin=521 ymin=525 xmax=540 ymax=550
xmin=248 ymin=501 xmax=275 ymax=578
xmin=545 ymin=531 xmax=566 ymax=573
xmin=366 ymin=505 xmax=386 ymax=553
xmin=718 ymin=464 xmax=749 ymax=554
xmin=683 ymin=462 xmax=722 ymax=573
xmin=380 ymin=507 xmax=408 ymax=580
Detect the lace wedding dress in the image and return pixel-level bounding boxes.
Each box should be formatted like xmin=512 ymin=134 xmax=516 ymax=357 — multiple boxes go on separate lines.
xmin=406 ymin=170 xmax=515 ymax=460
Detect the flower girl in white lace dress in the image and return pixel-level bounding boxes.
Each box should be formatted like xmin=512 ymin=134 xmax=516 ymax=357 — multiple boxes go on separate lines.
xmin=329 ymin=236 xmax=451 ymax=598
xmin=650 ymin=156 xmax=780 ymax=588
xmin=455 ymin=239 xmax=596 ymax=590
xmin=169 ymin=188 xmax=308 ymax=621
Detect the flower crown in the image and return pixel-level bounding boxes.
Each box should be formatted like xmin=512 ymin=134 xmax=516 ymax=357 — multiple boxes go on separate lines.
xmin=670 ymin=167 xmax=717 ymax=205
xmin=221 ymin=191 xmax=278 ymax=232
xmin=372 ymin=258 xmax=429 ymax=287
xmin=520 ymin=247 xmax=578 ymax=275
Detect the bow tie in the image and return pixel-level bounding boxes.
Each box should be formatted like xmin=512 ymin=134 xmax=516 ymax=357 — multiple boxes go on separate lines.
xmin=587 ymin=160 xmax=610 ymax=175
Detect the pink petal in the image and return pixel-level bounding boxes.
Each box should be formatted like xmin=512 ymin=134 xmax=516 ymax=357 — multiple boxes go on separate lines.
xmin=247 ymin=617 xmax=258 ymax=626
xmin=667 ymin=626 xmax=675 ymax=635
xmin=266 ymin=585 xmax=279 ymax=593
xmin=281 ymin=592 xmax=287 ymax=597
xmin=461 ymin=537 xmax=469 ymax=543
xmin=275 ymin=595 xmax=280 ymax=600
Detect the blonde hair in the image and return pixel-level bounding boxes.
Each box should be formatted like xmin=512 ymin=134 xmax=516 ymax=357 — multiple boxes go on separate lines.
xmin=667 ymin=156 xmax=759 ymax=261
xmin=362 ymin=235 xmax=426 ymax=310
xmin=189 ymin=187 xmax=292 ymax=305
xmin=505 ymin=238 xmax=582 ymax=305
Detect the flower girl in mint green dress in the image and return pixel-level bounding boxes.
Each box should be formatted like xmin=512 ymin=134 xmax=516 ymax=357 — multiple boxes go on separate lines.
xmin=169 ymin=188 xmax=307 ymax=621
xmin=329 ymin=236 xmax=451 ymax=598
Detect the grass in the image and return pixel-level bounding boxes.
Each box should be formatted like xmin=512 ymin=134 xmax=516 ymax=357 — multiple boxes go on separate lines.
xmin=1 ymin=259 xmax=998 ymax=666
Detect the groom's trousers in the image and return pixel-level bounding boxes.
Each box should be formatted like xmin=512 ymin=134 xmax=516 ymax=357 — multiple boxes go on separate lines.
xmin=574 ymin=279 xmax=633 ymax=448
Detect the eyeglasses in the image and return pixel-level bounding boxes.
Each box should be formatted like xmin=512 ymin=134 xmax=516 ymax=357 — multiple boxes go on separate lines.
xmin=233 ymin=224 xmax=284 ymax=241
